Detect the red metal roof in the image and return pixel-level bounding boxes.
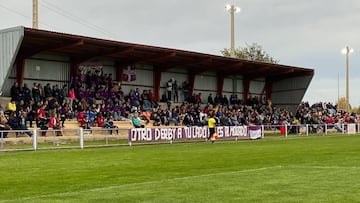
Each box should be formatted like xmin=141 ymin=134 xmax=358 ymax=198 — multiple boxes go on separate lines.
xmin=17 ymin=27 xmax=314 ymax=80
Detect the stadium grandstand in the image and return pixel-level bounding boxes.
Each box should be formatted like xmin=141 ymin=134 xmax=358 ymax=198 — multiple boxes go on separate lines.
xmin=0 ymin=26 xmax=313 ymax=111
xmin=0 ymin=26 xmax=321 ymax=145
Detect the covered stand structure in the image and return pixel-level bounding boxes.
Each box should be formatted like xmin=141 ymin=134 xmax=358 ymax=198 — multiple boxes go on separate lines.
xmin=0 ymin=26 xmax=314 ymax=112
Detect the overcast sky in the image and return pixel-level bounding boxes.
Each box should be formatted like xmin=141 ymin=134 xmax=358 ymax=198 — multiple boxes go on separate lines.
xmin=1 ymin=0 xmax=360 ymax=106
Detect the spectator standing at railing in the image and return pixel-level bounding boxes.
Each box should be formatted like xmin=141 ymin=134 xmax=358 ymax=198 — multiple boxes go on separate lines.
xmin=173 ymin=80 xmax=179 ymax=102
xmin=214 ymin=94 xmax=221 ymax=106
xmin=32 ymin=83 xmax=41 ymax=103
xmin=23 ymin=83 xmax=32 ymax=105
xmin=207 ymin=93 xmax=214 ymax=105
xmin=38 ymin=83 xmax=45 ymax=101
xmin=221 ymin=95 xmax=229 ymax=106
xmin=229 ymin=95 xmax=236 ymax=105
xmin=166 ymin=79 xmax=173 ymax=101
xmin=44 ymin=83 xmax=52 ymax=99
xmin=10 ymin=82 xmax=21 ymax=102
xmin=57 ymin=84 xmax=65 ymax=105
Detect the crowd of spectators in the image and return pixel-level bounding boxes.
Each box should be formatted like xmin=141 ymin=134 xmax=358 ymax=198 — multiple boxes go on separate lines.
xmin=1 ymin=70 xmax=360 ymax=138
xmin=295 ymin=101 xmax=360 ymax=133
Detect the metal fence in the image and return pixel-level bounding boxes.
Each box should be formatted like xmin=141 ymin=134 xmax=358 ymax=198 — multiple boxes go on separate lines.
xmin=0 ymin=128 xmax=130 ymax=152
xmin=0 ymin=123 xmax=359 ymax=152
xmin=263 ymin=123 xmax=359 ymax=138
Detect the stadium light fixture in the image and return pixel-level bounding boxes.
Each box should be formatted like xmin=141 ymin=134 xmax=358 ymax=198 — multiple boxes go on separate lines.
xmin=341 ymin=46 xmax=354 ymax=112
xmin=225 ymin=4 xmax=241 ymax=58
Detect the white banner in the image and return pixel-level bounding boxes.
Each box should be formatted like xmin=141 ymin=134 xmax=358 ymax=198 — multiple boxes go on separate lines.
xmin=129 ymin=126 xmax=256 ymax=142
xmin=347 ymin=124 xmax=356 ymax=134
xmin=122 ymin=65 xmax=136 ymax=82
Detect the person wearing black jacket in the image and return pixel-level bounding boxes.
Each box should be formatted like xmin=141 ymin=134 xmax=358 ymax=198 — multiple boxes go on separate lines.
xmin=7 ymin=111 xmax=33 ymax=137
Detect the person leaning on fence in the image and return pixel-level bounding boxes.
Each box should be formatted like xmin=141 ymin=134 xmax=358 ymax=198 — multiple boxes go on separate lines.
xmin=132 ymin=112 xmax=144 ymax=128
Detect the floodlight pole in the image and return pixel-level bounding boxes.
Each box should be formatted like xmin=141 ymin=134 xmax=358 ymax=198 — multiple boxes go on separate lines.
xmin=346 ymin=47 xmax=349 ymax=112
xmin=226 ymin=5 xmax=240 ymax=58
xmin=230 ymin=5 xmax=235 ymax=57
xmin=342 ymin=46 xmax=353 ymax=112
xmin=33 ymin=0 xmax=39 ymax=29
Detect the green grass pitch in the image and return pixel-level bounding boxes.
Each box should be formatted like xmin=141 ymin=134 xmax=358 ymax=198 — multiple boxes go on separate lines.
xmin=1 ymin=135 xmax=360 ymax=202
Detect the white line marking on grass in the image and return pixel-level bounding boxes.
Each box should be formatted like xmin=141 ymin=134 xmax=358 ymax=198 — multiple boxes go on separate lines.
xmin=288 ymin=165 xmax=360 ymax=170
xmin=0 ymin=165 xmax=282 ymax=202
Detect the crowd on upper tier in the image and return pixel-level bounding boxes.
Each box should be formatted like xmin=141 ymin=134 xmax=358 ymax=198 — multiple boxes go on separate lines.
xmin=0 ymin=69 xmax=359 ymax=138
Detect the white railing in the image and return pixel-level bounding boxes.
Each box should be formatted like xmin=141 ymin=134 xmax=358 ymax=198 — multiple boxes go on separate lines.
xmin=0 ymin=123 xmax=359 ymax=152
xmin=0 ymin=127 xmax=129 ymax=152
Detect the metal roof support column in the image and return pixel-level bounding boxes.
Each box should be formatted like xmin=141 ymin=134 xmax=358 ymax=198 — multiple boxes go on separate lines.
xmin=243 ymin=79 xmax=250 ymax=105
xmin=265 ymin=78 xmax=273 ymax=101
xmin=154 ymin=69 xmax=162 ymax=102
xmin=16 ymin=58 xmax=26 ymax=86
xmin=70 ymin=62 xmax=79 ymax=84
xmin=189 ymin=74 xmax=195 ymax=97
xmin=217 ymin=75 xmax=224 ymax=96
xmin=115 ymin=63 xmax=124 ymax=84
